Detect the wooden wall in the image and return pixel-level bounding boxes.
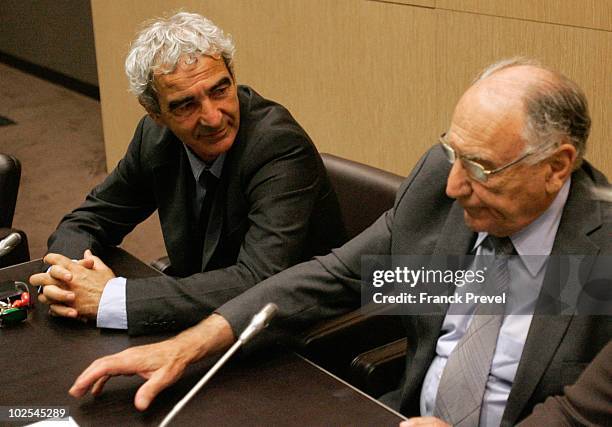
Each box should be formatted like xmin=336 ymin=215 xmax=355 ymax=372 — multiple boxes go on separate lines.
xmin=91 ymin=0 xmax=612 ymax=178
xmin=1 ymin=0 xmax=98 ymax=85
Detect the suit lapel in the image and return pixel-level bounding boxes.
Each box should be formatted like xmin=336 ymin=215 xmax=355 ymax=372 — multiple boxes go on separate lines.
xmin=433 ymin=201 xmax=475 ymax=257
xmin=503 ymin=169 xmax=602 ymax=424
xmin=432 ymin=201 xmax=476 ymax=302
xmin=408 ymin=201 xmax=474 ymax=396
xmin=153 ymin=142 xmax=195 ymax=275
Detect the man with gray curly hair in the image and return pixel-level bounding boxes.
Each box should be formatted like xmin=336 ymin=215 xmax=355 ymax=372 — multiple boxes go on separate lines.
xmin=70 ymin=58 xmax=610 ymax=426
xmin=31 ymin=12 xmax=345 ymax=335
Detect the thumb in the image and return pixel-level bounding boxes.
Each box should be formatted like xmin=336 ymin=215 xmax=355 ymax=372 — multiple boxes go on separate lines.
xmin=78 ymin=249 xmax=95 ymax=269
xmin=134 ymin=369 xmax=177 ymax=411
xmin=84 ymin=250 xmax=110 ymax=271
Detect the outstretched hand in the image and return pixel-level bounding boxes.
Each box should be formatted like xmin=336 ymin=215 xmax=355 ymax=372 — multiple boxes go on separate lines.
xmin=70 ymin=337 xmax=195 ymax=410
xmin=69 ymin=314 xmax=236 ymax=410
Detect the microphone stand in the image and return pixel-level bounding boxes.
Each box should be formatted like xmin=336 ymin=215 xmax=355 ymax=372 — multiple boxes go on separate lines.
xmin=159 ymin=303 xmax=278 ymax=427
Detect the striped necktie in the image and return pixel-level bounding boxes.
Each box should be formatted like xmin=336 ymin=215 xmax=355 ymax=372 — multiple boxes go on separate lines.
xmin=434 ymin=236 xmax=515 ymax=426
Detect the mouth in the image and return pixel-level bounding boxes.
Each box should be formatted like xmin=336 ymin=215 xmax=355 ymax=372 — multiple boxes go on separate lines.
xmin=461 ymin=205 xmax=489 ymax=219
xmin=463 ymin=205 xmax=504 ymax=221
xmin=197 ymin=127 xmax=227 ymax=142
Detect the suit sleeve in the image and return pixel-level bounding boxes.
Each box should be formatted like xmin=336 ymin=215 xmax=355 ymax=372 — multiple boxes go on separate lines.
xmin=216 ymin=146 xmax=436 ymax=337
xmin=125 ymin=128 xmax=340 ymax=335
xmin=47 ymin=117 xmax=157 ymax=260
xmin=517 ymin=341 xmax=612 ymax=427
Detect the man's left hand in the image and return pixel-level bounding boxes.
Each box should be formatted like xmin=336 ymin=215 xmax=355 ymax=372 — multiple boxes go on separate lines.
xmin=400 ymin=417 xmax=450 ymax=427
xmin=30 ymin=250 xmax=116 ymax=321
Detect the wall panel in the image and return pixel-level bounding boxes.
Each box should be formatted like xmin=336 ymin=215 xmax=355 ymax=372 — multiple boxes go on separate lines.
xmin=1 ymin=0 xmax=98 ymax=85
xmin=436 ymin=9 xmax=612 ymax=177
xmin=91 ymin=0 xmax=611 ymax=178
xmin=91 ymin=0 xmax=438 ymax=175
xmin=436 ymin=0 xmax=612 ymax=31
xmin=368 ymin=0 xmax=435 ymax=8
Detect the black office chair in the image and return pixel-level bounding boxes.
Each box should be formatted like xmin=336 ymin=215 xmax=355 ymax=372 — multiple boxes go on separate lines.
xmin=349 ymin=338 xmax=407 ymax=397
xmin=0 ymin=153 xmax=30 ymax=267
xmin=296 ymin=153 xmax=406 ymax=382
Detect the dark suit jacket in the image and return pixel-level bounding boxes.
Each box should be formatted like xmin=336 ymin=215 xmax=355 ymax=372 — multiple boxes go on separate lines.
xmin=216 ymin=145 xmax=611 ymax=426
xmin=518 ymin=340 xmax=612 ymax=426
xmin=48 ymin=86 xmax=346 ymax=335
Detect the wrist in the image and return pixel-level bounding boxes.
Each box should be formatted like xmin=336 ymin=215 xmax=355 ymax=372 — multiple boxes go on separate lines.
xmin=172 ymin=314 xmax=236 ymax=363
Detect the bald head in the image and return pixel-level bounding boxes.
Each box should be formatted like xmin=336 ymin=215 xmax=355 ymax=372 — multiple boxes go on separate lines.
xmin=469 ymin=59 xmax=590 ymax=167
xmin=444 ymin=58 xmax=585 ymax=236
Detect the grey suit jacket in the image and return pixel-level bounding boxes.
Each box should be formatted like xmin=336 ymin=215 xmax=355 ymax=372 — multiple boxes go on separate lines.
xmin=216 ymin=145 xmax=611 ymax=425
xmin=48 ymin=86 xmax=346 ymax=335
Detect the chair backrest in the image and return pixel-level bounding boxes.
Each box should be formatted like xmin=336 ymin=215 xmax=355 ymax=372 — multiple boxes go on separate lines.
xmin=321 ymin=153 xmax=404 ymax=240
xmin=0 ymin=154 xmax=21 ymax=228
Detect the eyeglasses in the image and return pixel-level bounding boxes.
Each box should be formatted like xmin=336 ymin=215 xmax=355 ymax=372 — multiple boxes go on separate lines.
xmin=439 ymin=133 xmax=552 ymax=183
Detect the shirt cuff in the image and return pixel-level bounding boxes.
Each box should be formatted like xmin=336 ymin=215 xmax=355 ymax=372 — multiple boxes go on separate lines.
xmin=96 ymin=277 xmax=128 ymax=329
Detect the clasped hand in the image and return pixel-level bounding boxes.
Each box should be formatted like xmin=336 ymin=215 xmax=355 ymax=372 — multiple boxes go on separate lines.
xmin=29 ymin=250 xmax=116 ymax=321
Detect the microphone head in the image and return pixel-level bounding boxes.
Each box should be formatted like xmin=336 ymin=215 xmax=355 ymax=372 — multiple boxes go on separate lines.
xmin=0 ymin=232 xmax=22 ymax=257
xmin=238 ymin=303 xmax=279 ymax=343
xmin=259 ymin=303 xmax=278 ymax=322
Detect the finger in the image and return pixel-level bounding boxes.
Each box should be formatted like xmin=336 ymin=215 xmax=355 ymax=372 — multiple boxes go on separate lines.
xmin=77 ymin=258 xmax=95 ymax=269
xmin=85 ymin=250 xmax=110 ymax=271
xmin=43 ymin=253 xmax=75 ymax=269
xmin=43 ymin=285 xmax=75 ymax=304
xmin=70 ymin=353 xmax=140 ymax=398
xmin=48 ymin=265 xmax=73 ymax=282
xmin=49 ymin=304 xmax=78 ymax=318
xmin=403 ymin=417 xmax=447 ymax=427
xmin=91 ymin=375 xmax=111 ymax=396
xmin=134 ymin=368 xmax=178 ymax=411
xmin=38 ymin=293 xmax=49 ymax=305
xmin=403 ymin=418 xmax=428 ymax=426
xmin=29 ymin=272 xmax=60 ymax=287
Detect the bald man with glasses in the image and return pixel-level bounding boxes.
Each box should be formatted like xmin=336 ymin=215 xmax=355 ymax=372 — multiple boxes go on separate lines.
xmin=70 ymin=58 xmax=611 ymax=426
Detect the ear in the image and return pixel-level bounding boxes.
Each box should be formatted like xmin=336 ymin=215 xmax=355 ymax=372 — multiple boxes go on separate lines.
xmin=147 ymin=111 xmax=165 ymax=127
xmin=544 ymin=143 xmax=577 ymax=194
xmin=141 ymin=102 xmax=165 ymax=127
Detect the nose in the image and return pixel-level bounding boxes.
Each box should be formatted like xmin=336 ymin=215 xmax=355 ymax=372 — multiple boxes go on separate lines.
xmin=198 ymin=98 xmax=223 ymax=129
xmin=446 ymin=160 xmax=472 ymax=200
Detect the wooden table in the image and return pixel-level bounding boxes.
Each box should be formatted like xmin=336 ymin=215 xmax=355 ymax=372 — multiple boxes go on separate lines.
xmin=0 ymin=248 xmax=404 ymax=426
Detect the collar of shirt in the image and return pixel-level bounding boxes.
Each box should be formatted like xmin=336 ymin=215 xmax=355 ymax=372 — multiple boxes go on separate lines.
xmin=472 ymin=177 xmax=571 ymax=276
xmin=183 ymin=145 xmax=226 ymax=184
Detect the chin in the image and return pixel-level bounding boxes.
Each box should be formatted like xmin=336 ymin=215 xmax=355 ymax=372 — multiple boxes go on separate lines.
xmin=198 ymin=137 xmax=235 ymax=159
xmin=463 ymin=211 xmax=509 ymax=236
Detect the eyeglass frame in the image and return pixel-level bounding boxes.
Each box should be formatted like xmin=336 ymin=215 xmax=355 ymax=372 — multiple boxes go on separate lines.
xmin=438 ymin=132 xmax=556 ymax=183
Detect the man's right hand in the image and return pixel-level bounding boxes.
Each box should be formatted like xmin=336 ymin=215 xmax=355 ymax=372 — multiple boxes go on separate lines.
xmin=69 ymin=313 xmax=236 ymax=410
xmin=70 ymin=337 xmax=194 ymax=410
xmin=30 ymin=253 xmax=96 ymax=319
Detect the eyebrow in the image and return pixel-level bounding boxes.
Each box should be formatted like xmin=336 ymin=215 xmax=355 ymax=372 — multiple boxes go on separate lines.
xmin=166 ymin=76 xmax=232 ymax=112
xmin=168 ymin=96 xmax=195 ymax=112
xmin=446 ymin=138 xmax=494 ymax=167
xmin=208 ymin=77 xmax=232 ymax=92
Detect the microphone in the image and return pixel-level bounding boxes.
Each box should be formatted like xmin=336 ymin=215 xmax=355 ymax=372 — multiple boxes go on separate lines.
xmin=159 ymin=303 xmax=278 ymax=427
xmin=0 ymin=232 xmax=21 ymax=258
xmin=237 ymin=302 xmax=278 ymax=344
